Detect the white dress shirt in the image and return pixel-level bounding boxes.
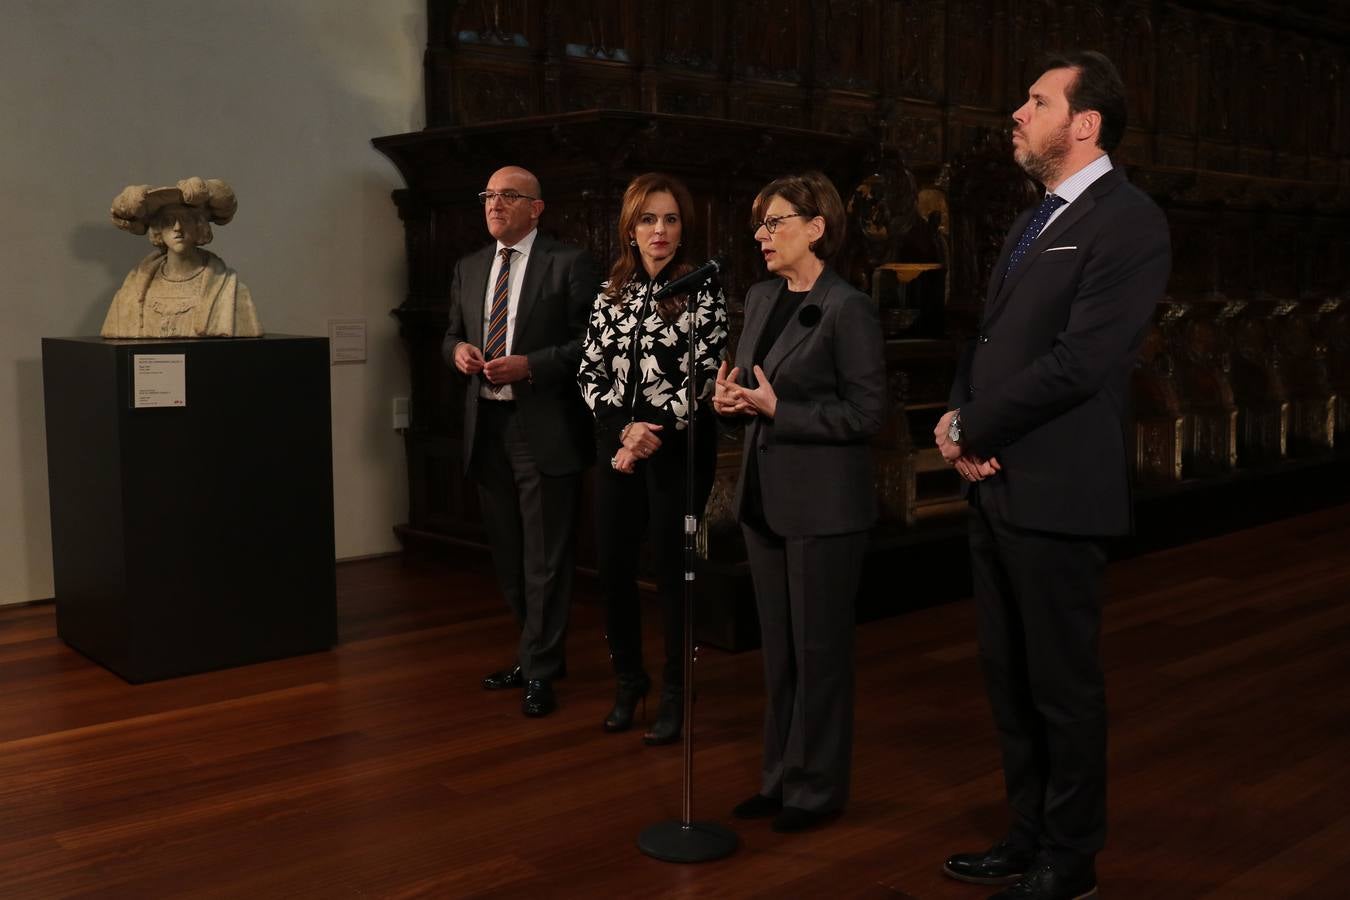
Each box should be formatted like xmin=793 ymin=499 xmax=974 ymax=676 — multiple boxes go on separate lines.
xmin=1038 ymin=153 xmax=1114 ymax=237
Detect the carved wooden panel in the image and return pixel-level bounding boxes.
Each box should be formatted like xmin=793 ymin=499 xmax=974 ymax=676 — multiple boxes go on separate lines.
xmin=656 ymin=80 xmax=726 ymax=118
xmin=1157 ymin=7 xmax=1200 ymax=137
xmin=1254 ymin=218 xmax=1302 ymax=299
xmin=1118 ymin=2 xmax=1156 ymax=133
xmin=950 ymin=0 xmax=999 ymax=109
xmin=1163 ymin=216 xmax=1215 ymax=300
xmin=1277 ymin=42 xmax=1312 ymax=158
xmin=733 ymin=0 xmax=807 ymax=83
xmin=895 ymin=0 xmax=944 ymax=102
xmin=818 ymin=97 xmax=876 ymax=140
xmin=736 ymin=90 xmax=811 ymax=130
xmin=1177 ymin=302 xmax=1239 ymax=475
xmin=454 ymin=63 xmax=537 ymax=124
xmin=1067 ymin=0 xmax=1111 ymax=59
xmin=556 ymin=0 xmax=635 ymax=63
xmin=560 ymin=72 xmax=638 ymax=112
xmin=1132 ymin=304 xmax=1186 ymax=483
xmin=814 ymin=0 xmax=880 ymax=92
xmin=1009 ymin=0 xmax=1061 ymax=109
xmin=1199 ymin=18 xmax=1236 ymax=141
xmin=447 ymin=0 xmax=537 ymax=49
xmin=658 ymin=0 xmax=724 ymax=73
xmin=423 ymin=0 xmax=1348 ymax=195
xmin=1333 ymin=54 xmax=1350 ymax=158
xmin=892 ymin=108 xmax=944 ymax=165
xmin=1235 ymin=26 xmax=1275 ymax=152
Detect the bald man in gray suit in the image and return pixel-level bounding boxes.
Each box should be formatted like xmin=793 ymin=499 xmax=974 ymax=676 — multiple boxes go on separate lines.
xmin=443 ymin=165 xmax=599 ymax=718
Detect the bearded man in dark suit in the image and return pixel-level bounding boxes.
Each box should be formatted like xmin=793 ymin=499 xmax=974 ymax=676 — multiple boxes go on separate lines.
xmin=443 ymin=165 xmax=599 ymax=718
xmin=935 ymin=52 xmax=1171 ymax=900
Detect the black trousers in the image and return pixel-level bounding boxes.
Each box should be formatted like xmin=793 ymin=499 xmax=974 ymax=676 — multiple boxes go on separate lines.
xmin=592 ymin=414 xmax=716 ymax=691
xmin=470 ymin=400 xmax=580 ymax=681
xmin=968 ymin=500 xmax=1109 ymax=864
xmin=742 ymin=522 xmax=868 ymax=814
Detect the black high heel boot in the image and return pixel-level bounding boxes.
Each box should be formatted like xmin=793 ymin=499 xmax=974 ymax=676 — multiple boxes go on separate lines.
xmin=603 ymin=672 xmax=651 ymax=733
xmin=642 ymin=688 xmax=683 ymax=746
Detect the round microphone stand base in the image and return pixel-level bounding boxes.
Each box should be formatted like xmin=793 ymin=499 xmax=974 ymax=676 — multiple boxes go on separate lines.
xmin=638 ymin=820 xmax=739 ymax=863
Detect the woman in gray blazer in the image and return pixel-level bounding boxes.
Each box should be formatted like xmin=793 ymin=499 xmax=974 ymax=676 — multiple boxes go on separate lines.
xmin=714 ymin=171 xmax=886 ymax=833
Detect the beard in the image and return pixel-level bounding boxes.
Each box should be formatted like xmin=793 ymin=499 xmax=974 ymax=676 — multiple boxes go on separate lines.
xmin=1014 ymin=118 xmax=1072 ymax=185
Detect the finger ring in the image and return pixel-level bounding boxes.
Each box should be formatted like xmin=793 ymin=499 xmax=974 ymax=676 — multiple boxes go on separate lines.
xmin=610 ymin=455 xmax=620 ymax=470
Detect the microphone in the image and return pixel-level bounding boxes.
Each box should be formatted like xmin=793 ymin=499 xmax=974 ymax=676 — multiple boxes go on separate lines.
xmin=652 ymin=257 xmax=726 ymax=300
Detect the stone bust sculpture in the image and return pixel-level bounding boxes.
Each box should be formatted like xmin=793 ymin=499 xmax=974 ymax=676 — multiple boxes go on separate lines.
xmin=101 ymin=177 xmax=263 ymax=338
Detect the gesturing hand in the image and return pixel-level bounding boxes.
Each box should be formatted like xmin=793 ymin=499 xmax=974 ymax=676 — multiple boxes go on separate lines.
xmin=739 ymin=365 xmax=778 ymax=419
xmin=713 ymin=361 xmax=754 ymax=416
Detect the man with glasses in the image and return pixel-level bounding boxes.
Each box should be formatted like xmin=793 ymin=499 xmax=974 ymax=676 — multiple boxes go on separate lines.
xmin=443 ymin=165 xmax=599 ymax=717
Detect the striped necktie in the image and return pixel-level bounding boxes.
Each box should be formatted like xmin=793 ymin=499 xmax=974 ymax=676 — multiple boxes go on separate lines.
xmin=483 ymin=247 xmax=515 ymax=360
xmin=1002 ymin=192 xmax=1067 ymax=282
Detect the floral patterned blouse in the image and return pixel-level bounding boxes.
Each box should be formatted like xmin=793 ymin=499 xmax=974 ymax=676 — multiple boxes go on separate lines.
xmin=578 ymin=265 xmax=728 ymax=452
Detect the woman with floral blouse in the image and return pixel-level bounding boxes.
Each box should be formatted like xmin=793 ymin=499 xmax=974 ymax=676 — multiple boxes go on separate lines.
xmin=578 ymin=172 xmax=728 ymax=745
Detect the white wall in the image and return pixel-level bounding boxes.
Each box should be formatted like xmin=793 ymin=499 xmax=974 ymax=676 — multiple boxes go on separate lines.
xmin=0 ymin=1 xmax=426 ymax=604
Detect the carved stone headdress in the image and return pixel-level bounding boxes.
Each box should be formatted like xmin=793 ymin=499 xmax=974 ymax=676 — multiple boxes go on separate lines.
xmin=109 ymin=177 xmax=238 ymax=235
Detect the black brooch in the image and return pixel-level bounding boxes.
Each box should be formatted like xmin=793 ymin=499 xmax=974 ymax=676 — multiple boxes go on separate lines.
xmin=798 ymin=304 xmax=822 ymax=327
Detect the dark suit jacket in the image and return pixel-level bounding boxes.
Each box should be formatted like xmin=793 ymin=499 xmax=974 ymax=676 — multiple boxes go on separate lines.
xmin=731 ymin=267 xmax=887 ymax=537
xmin=949 ymin=165 xmax=1172 ymax=536
xmin=442 ymin=232 xmax=599 ymax=477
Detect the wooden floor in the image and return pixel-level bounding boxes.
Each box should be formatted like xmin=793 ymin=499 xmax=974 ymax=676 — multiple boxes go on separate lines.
xmin=2 ymin=506 xmax=1348 ymax=899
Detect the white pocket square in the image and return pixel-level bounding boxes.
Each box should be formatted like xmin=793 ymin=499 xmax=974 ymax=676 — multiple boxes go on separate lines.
xmin=1042 ymin=245 xmax=1078 ymax=252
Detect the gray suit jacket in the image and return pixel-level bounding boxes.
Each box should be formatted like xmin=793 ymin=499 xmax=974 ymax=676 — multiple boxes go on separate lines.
xmin=730 ymin=267 xmax=887 ymax=536
xmin=442 ymin=232 xmax=599 ymax=477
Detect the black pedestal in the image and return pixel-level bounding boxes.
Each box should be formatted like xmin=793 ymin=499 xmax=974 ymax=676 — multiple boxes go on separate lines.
xmin=41 ymin=335 xmax=337 ymax=683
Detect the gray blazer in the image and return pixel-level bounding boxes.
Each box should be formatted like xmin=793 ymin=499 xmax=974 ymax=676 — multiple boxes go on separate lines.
xmin=442 ymin=233 xmax=599 ymax=477
xmin=730 ymin=267 xmax=887 ymax=536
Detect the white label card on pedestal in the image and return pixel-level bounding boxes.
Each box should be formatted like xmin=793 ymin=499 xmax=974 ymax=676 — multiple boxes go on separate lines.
xmin=329 ymin=319 xmax=367 ymax=364
xmin=133 ymin=354 xmax=186 ymax=408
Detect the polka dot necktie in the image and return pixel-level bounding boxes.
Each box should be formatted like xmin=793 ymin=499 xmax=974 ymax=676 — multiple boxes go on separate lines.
xmin=1002 ymin=193 xmax=1067 ymax=284
xmin=483 ymin=247 xmax=515 ymax=360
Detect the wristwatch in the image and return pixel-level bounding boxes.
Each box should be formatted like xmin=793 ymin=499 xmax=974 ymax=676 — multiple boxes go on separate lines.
xmin=947 ymin=409 xmax=962 ymax=445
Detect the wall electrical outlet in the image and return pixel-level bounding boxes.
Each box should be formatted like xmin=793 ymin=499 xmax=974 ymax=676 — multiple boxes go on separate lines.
xmin=392 ymin=396 xmax=410 ymax=430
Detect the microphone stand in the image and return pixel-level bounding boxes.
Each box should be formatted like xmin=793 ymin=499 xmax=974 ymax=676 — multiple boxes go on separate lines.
xmin=637 ymin=271 xmax=739 ymax=864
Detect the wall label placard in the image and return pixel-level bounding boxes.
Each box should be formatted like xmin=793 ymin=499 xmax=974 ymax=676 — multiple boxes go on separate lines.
xmin=329 ymin=319 xmax=367 ymax=364
xmin=132 ymin=354 xmax=186 ymax=408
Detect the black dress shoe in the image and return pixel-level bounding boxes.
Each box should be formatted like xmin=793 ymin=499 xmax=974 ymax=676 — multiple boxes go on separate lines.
xmin=521 ymin=679 xmax=556 ymax=717
xmin=943 ymin=840 xmax=1036 ymax=885
xmin=731 ymin=793 xmax=782 ymax=819
xmin=988 ymin=858 xmax=1097 ymax=900
xmin=771 ymin=806 xmax=837 ymax=833
xmin=481 ymin=664 xmax=524 ymax=691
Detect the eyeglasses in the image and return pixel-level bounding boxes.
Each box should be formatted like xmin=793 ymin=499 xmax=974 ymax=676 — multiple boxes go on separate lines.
xmin=478 ymin=190 xmax=537 ymax=205
xmin=752 ymin=213 xmax=804 ymax=235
